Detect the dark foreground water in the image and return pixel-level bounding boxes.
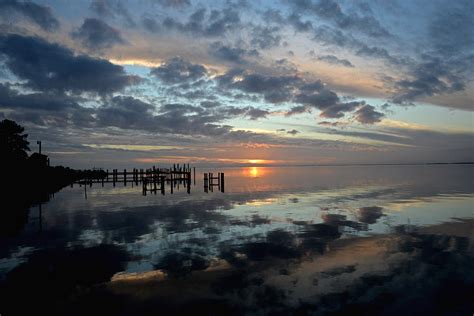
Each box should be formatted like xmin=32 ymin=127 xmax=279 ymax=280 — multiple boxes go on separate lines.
xmin=1 ymin=165 xmax=473 ymax=315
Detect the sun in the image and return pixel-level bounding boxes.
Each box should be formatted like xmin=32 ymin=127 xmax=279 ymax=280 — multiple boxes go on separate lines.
xmin=248 ymin=159 xmax=265 ymax=164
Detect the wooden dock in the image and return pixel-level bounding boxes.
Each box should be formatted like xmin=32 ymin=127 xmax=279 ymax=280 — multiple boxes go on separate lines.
xmin=74 ymin=164 xmax=225 ymax=195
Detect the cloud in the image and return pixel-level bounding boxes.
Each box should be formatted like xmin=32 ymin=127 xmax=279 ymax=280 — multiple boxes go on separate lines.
xmin=245 ymin=107 xmax=269 ymax=120
xmin=318 ymin=121 xmax=346 ymax=127
xmin=287 ymin=12 xmax=312 ymax=32
xmin=0 ymin=0 xmax=59 ymax=31
xmin=0 ymin=83 xmax=79 ymax=111
xmin=163 ymin=7 xmax=241 ymax=37
xmin=353 ymin=104 xmax=384 ymax=124
xmin=393 ymin=58 xmax=467 ymax=104
xmin=0 ymin=83 xmax=95 ymax=127
xmin=141 ymin=16 xmax=160 ymax=32
xmin=286 ymin=105 xmax=309 ymax=116
xmin=288 ymin=0 xmax=391 ymax=38
xmin=320 ymin=101 xmax=361 ymax=119
xmin=150 ymin=57 xmax=207 ymax=84
xmin=215 ymin=67 xmax=382 ymax=124
xmin=312 ymin=24 xmax=358 ymax=48
xmin=90 ymin=0 xmax=135 ymax=26
xmin=294 ymin=89 xmax=369 ymax=120
xmin=217 ymin=70 xmax=301 ymax=103
xmin=94 ymin=96 xmax=273 ymax=138
xmin=209 ymin=42 xmax=259 ymax=64
xmin=317 ymin=55 xmax=354 ymax=68
xmin=287 ymin=129 xmax=299 ymax=135
xmin=355 ymin=45 xmax=404 ymax=65
xmin=250 ymin=25 xmax=282 ymax=49
xmin=152 ymin=0 xmax=191 ymax=8
xmin=97 ymin=96 xmax=156 ymax=130
xmin=295 ymin=88 xmax=339 ymax=109
xmin=428 ymin=0 xmax=474 ymax=58
xmin=95 ymin=97 xmax=230 ymax=136
xmin=0 ymin=34 xmax=140 ymax=94
xmin=72 ymin=18 xmax=126 ymax=50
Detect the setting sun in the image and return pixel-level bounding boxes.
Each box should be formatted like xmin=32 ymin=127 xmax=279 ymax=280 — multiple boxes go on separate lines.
xmin=248 ymin=159 xmax=266 ymax=164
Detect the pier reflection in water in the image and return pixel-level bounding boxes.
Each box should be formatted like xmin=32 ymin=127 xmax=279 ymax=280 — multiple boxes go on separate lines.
xmin=0 ymin=165 xmax=473 ymax=315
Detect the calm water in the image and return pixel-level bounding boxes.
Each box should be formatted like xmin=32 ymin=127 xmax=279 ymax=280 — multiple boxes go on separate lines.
xmin=1 ymin=165 xmax=473 ymax=315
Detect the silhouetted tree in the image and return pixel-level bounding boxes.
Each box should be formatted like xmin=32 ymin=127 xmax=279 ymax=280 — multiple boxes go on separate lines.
xmin=0 ymin=119 xmax=30 ymax=162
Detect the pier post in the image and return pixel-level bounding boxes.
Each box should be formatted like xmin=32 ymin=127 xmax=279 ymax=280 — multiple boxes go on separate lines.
xmin=170 ymin=172 xmax=174 ymax=194
xmin=204 ymin=173 xmax=208 ymax=193
xmin=220 ymin=173 xmax=225 ymax=193
xmin=187 ymin=171 xmax=191 ymax=194
xmin=160 ymin=176 xmax=165 ymax=195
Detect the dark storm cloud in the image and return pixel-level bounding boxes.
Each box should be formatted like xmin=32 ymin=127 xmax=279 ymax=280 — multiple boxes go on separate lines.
xmin=0 ymin=34 xmax=139 ymax=94
xmin=162 ymin=7 xmax=241 ymax=37
xmin=317 ymin=54 xmax=354 ymax=68
xmin=288 ymin=0 xmax=391 ymax=38
xmin=90 ymin=0 xmax=135 ymax=26
xmin=72 ymin=18 xmax=126 ymax=50
xmin=208 ymin=42 xmax=259 ymax=64
xmin=354 ymin=104 xmax=385 ymax=124
xmin=0 ymin=0 xmax=59 ymax=31
xmin=150 ymin=57 xmax=207 ymax=84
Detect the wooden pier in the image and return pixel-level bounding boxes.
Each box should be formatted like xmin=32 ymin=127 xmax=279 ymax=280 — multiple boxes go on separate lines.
xmin=74 ymin=164 xmax=224 ymax=195
xmin=204 ymin=172 xmax=225 ymax=193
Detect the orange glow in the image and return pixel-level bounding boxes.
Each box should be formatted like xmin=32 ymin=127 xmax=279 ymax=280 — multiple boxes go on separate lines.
xmin=247 ymin=166 xmax=263 ymax=178
xmin=248 ymin=159 xmax=267 ymax=164
xmin=250 ymin=167 xmax=258 ymax=177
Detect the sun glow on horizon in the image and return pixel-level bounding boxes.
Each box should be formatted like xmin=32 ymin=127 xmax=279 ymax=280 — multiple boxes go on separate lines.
xmin=248 ymin=159 xmax=267 ymax=164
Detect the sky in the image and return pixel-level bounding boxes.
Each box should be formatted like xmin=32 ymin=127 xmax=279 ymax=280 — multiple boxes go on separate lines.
xmin=0 ymin=0 xmax=472 ymax=168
